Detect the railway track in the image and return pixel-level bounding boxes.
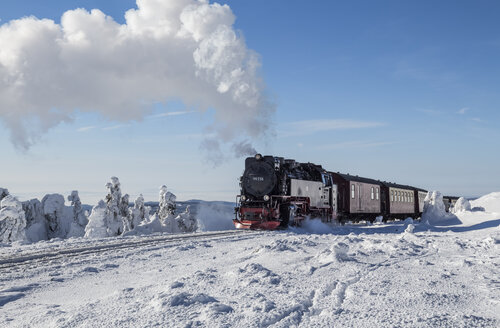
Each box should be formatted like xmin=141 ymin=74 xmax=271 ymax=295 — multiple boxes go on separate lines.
xmin=0 ymin=230 xmax=259 ymax=270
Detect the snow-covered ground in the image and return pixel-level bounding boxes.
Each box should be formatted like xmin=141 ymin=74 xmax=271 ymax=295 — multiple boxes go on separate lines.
xmin=1 ymin=196 xmax=499 ymax=327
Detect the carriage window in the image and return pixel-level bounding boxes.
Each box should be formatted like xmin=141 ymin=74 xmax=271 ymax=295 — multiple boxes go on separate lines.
xmin=398 ymin=191 xmax=401 ymax=202
xmin=391 ymin=190 xmax=394 ymax=202
xmin=405 ymin=192 xmax=407 ymax=202
xmin=351 ymin=184 xmax=355 ymax=199
xmin=376 ymin=188 xmax=379 ymax=200
xmin=371 ymin=187 xmax=374 ymax=200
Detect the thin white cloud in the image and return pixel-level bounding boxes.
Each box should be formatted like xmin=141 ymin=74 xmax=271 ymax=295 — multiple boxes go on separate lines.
xmin=471 ymin=118 xmax=482 ymax=122
xmin=457 ymin=107 xmax=469 ymax=115
xmin=315 ymin=140 xmax=395 ymax=150
xmin=77 ymin=125 xmax=97 ymax=132
xmin=279 ymin=119 xmax=385 ymax=137
xmin=147 ymin=111 xmax=194 ymax=119
xmin=102 ymin=124 xmax=131 ymax=131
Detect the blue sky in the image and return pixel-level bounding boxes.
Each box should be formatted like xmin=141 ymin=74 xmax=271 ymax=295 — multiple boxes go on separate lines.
xmin=1 ymin=0 xmax=499 ymax=204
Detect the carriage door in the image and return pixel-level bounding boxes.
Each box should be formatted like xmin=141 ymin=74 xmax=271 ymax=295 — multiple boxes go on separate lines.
xmin=358 ymin=184 xmax=362 ymax=212
xmin=330 ymin=184 xmax=338 ymax=217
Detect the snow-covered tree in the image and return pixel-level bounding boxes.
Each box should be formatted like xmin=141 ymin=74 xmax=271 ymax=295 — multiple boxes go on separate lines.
xmin=158 ymin=185 xmax=176 ymax=220
xmin=104 ymin=177 xmax=125 ymax=236
xmin=85 ymin=177 xmax=129 ymax=238
xmin=66 ymin=191 xmax=88 ymax=237
xmin=84 ymin=200 xmax=109 ymax=238
xmin=120 ymin=193 xmax=132 ymax=231
xmin=0 ymin=195 xmax=27 ymax=243
xmin=68 ymin=191 xmax=88 ymax=227
xmin=128 ymin=194 xmax=149 ymax=230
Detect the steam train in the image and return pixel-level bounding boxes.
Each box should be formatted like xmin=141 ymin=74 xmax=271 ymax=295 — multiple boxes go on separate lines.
xmin=233 ymin=154 xmax=456 ymax=230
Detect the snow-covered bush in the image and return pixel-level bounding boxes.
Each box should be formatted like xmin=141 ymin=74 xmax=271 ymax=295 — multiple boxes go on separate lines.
xmin=128 ymin=194 xmax=149 ymax=231
xmin=0 ymin=195 xmax=27 ymax=242
xmin=451 ymin=197 xmax=471 ymax=213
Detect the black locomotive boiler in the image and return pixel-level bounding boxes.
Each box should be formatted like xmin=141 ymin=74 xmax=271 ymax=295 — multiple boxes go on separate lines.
xmin=234 ymin=154 xmax=430 ymax=230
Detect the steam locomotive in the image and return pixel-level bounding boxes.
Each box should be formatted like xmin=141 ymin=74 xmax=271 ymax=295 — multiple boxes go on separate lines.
xmin=233 ymin=154 xmax=451 ymax=230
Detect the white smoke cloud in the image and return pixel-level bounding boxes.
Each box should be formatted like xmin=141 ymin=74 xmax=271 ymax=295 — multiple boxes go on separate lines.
xmin=0 ymin=0 xmax=274 ymax=153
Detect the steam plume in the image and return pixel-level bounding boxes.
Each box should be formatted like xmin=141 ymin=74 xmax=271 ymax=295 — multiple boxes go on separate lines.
xmin=0 ymin=0 xmax=274 ymax=155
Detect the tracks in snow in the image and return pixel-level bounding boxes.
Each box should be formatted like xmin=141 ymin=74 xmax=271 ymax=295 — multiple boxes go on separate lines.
xmin=0 ymin=230 xmax=258 ymax=270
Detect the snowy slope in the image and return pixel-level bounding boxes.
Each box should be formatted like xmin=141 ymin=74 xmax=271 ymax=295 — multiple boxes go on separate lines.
xmin=1 ymin=206 xmax=499 ymax=327
xmin=471 ymin=192 xmax=500 ymax=213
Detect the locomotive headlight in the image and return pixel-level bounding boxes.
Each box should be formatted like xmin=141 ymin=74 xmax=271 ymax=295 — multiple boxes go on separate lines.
xmin=263 ymin=195 xmax=270 ymax=201
xmin=255 ymin=153 xmax=262 ymax=160
xmin=241 ymin=195 xmax=247 ymax=201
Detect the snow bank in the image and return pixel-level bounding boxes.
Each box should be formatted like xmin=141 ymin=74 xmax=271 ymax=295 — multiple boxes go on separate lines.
xmin=471 ymin=192 xmax=500 ymax=213
xmin=422 ymin=191 xmax=461 ymax=226
xmin=0 ymin=195 xmax=27 ymax=242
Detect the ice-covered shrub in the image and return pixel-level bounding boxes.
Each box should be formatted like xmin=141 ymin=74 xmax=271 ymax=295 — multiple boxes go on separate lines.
xmin=0 ymin=195 xmax=27 ymax=242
